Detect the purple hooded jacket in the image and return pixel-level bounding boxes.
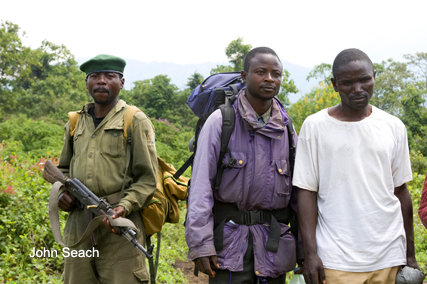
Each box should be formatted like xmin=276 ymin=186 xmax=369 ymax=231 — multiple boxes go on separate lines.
xmin=185 ymin=89 xmax=302 ymax=278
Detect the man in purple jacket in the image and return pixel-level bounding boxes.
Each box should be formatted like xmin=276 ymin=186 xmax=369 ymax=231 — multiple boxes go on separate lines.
xmin=185 ymin=47 xmax=303 ymax=283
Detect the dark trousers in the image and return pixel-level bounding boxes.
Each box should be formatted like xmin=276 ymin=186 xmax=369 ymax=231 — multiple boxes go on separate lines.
xmin=209 ymin=233 xmax=286 ymax=284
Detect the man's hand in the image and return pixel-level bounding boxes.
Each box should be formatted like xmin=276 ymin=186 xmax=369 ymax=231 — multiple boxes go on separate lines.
xmin=194 ymin=255 xmax=220 ymax=278
xmin=102 ymin=206 xmax=126 ymax=235
xmin=394 ymin=184 xmax=420 ymax=271
xmin=302 ymin=254 xmax=326 ymax=284
xmin=58 ymin=191 xmax=76 ymax=212
xmin=294 ymin=259 xmax=304 ymax=274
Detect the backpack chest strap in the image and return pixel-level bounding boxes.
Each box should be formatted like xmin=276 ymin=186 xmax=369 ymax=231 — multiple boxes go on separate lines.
xmin=213 ymin=202 xmax=290 ymax=226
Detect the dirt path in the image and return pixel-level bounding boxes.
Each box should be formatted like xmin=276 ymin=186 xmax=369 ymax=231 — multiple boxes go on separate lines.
xmin=173 ymin=260 xmax=209 ymax=283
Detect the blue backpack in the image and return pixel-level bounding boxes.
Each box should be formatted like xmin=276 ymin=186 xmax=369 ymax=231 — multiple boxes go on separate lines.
xmin=173 ymin=72 xmax=245 ymax=181
xmin=187 ymin=72 xmax=245 ymax=118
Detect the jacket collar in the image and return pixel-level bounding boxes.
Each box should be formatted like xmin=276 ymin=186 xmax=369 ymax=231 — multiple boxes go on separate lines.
xmin=80 ymin=99 xmax=127 ymax=114
xmin=237 ymin=88 xmax=286 ymax=137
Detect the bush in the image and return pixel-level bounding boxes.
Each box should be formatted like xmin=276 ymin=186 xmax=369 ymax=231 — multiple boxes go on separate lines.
xmin=149 ymin=208 xmax=188 ymax=283
xmin=153 ymin=118 xmax=193 ymax=178
xmin=410 ymin=150 xmax=427 ymax=176
xmin=0 ymin=150 xmax=65 ymax=283
xmin=407 ymin=172 xmax=427 ymax=273
xmin=0 ymin=115 xmax=63 ymax=158
xmin=0 ymin=137 xmax=192 ymax=282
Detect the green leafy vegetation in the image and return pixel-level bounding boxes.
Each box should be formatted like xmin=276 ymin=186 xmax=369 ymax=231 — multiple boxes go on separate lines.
xmin=1 ymin=20 xmax=427 ymax=282
xmin=150 ymin=212 xmax=189 ymax=283
xmin=0 ymin=146 xmax=64 ymax=282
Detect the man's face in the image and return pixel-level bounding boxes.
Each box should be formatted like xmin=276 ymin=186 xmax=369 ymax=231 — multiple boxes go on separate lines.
xmin=85 ymin=72 xmax=124 ymax=105
xmin=241 ymin=53 xmax=282 ymax=101
xmin=331 ymin=60 xmax=376 ymax=110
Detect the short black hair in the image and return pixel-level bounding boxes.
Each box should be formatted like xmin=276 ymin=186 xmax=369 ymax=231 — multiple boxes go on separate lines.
xmin=243 ymin=47 xmax=282 ymax=72
xmin=332 ymin=48 xmax=373 ymax=78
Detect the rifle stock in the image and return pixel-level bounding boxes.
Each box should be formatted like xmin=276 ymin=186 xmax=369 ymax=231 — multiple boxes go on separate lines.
xmin=43 ymin=160 xmax=68 ymax=185
xmin=43 ymin=160 xmax=154 ymax=259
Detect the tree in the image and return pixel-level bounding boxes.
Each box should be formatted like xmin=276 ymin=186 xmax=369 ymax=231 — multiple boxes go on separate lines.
xmin=404 ymin=52 xmax=427 ymax=88
xmin=0 ymin=21 xmax=35 ymax=88
xmin=289 ymin=83 xmax=340 ymax=133
xmin=0 ymin=21 xmax=87 ymax=122
xmin=306 ymin=63 xmax=332 ymax=84
xmin=123 ymin=75 xmax=178 ymax=120
xmin=210 ymin=37 xmax=252 ymax=74
xmin=371 ymin=59 xmax=413 ymax=115
xmin=17 ymin=41 xmax=87 ymax=121
xmin=186 ymin=72 xmax=204 ymax=90
xmin=404 ymin=52 xmax=427 ymax=107
xmin=210 ymin=64 xmax=233 ymax=75
xmin=225 ymin=37 xmax=252 ymax=72
xmin=0 ymin=21 xmax=36 ymax=114
xmin=276 ymin=70 xmax=298 ymax=109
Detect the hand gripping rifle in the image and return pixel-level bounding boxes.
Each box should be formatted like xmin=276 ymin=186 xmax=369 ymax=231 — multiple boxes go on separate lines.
xmin=43 ymin=160 xmax=154 ymax=259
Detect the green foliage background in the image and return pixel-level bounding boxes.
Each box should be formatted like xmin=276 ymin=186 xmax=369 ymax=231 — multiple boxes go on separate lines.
xmin=1 ymin=20 xmax=427 ymax=283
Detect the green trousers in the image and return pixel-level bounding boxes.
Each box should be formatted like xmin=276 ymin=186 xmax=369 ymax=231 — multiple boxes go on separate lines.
xmin=62 ymin=209 xmax=149 ymax=284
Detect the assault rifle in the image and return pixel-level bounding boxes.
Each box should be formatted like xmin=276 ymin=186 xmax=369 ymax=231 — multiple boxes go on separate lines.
xmin=43 ymin=160 xmax=154 ymax=259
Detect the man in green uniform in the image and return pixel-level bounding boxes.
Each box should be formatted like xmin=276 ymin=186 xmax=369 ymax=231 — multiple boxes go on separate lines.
xmin=57 ymin=54 xmax=157 ymax=283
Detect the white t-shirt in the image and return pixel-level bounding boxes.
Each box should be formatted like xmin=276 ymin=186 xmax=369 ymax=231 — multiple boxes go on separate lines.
xmin=293 ymin=106 xmax=412 ymax=272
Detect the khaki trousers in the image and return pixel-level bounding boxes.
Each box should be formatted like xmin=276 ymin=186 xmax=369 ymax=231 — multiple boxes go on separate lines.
xmin=324 ymin=266 xmax=399 ymax=284
xmin=62 ymin=210 xmax=149 ymax=284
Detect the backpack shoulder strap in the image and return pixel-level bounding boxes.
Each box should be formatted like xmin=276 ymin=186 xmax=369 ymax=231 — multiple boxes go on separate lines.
xmin=120 ymin=105 xmax=143 ymax=200
xmin=68 ymin=111 xmax=81 ymax=137
xmin=124 ymin=105 xmax=142 ymax=140
xmin=286 ymin=115 xmax=295 ymax=174
xmin=214 ymin=96 xmax=237 ymax=190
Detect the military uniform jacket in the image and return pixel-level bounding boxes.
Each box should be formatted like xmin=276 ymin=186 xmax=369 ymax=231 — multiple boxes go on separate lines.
xmin=58 ymin=99 xmax=158 ymax=216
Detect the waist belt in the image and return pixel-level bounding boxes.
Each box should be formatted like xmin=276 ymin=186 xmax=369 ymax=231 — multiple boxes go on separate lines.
xmin=103 ymin=191 xmax=121 ymax=205
xmin=213 ymin=201 xmax=292 ymax=253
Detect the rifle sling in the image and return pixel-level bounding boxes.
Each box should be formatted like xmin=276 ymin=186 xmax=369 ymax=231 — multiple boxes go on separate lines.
xmin=49 ymin=181 xmax=138 ymax=249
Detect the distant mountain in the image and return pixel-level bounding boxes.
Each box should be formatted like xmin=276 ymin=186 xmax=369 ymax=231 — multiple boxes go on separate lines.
xmin=76 ymin=58 xmax=319 ymax=103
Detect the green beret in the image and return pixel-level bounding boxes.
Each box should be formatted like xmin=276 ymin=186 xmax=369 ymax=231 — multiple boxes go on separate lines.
xmin=80 ymin=54 xmax=126 ymax=76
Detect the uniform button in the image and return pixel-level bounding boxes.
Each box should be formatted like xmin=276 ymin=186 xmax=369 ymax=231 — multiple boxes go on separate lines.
xmin=277 ymin=135 xmax=281 ymax=138
xmin=114 ymin=132 xmax=118 ymax=137
xmin=239 ymin=160 xmax=243 ymax=165
xmin=256 ymin=271 xmax=260 ymax=275
xmin=87 ymin=175 xmax=90 ymax=179
xmin=278 ymin=169 xmax=282 ymax=173
xmin=88 ymin=153 xmax=92 ymax=158
xmin=233 ymin=267 xmax=235 ymax=269
xmin=91 ymin=134 xmax=96 ymax=138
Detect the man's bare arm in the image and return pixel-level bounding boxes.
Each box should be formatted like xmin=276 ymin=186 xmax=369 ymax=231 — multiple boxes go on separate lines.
xmin=394 ymin=183 xmax=420 ymax=270
xmin=298 ymin=188 xmax=326 ymax=284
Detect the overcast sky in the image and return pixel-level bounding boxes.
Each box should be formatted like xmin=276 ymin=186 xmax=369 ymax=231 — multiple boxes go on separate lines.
xmin=2 ymin=0 xmax=426 ymax=68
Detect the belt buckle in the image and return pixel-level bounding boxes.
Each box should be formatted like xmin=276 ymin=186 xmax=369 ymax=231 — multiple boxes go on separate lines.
xmin=244 ymin=210 xmax=260 ymax=225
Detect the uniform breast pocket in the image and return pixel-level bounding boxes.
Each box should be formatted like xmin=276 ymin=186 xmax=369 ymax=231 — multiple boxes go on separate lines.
xmin=72 ymin=127 xmax=84 ymax=158
xmin=217 ymin=151 xmax=247 ymax=202
xmin=101 ymin=128 xmax=126 ymax=157
xmin=273 ymin=159 xmax=291 ymax=204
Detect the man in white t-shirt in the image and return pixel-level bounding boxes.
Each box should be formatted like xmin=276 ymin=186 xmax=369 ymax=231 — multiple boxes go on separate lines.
xmin=293 ymin=48 xmax=421 ymax=284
